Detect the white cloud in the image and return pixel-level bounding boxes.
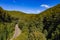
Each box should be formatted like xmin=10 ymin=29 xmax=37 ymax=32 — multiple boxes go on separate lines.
xmin=36 ymin=10 xmax=41 ymax=13
xmin=41 ymin=4 xmax=50 ymax=8
xmin=26 ymin=10 xmax=42 ymax=14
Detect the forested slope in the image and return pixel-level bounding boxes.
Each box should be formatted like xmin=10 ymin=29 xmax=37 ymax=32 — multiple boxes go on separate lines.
xmin=0 ymin=4 xmax=60 ymax=40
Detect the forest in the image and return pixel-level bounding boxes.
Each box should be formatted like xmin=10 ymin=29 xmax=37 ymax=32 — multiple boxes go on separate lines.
xmin=0 ymin=4 xmax=60 ymax=40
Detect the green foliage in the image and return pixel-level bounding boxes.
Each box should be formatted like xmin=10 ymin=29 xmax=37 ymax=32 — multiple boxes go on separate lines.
xmin=0 ymin=7 xmax=15 ymax=40
xmin=0 ymin=23 xmax=15 ymax=40
xmin=0 ymin=4 xmax=60 ymax=40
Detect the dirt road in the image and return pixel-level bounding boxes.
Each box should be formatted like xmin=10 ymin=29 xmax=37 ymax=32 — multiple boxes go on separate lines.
xmin=10 ymin=24 xmax=21 ymax=40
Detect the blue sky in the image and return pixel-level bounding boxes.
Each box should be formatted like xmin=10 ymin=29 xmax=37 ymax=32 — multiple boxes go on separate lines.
xmin=0 ymin=0 xmax=60 ymax=13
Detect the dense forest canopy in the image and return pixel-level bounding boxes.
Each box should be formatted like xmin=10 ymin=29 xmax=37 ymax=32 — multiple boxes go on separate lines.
xmin=0 ymin=4 xmax=60 ymax=40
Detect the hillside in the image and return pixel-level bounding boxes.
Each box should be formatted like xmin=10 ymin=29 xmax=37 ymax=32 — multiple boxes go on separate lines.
xmin=0 ymin=4 xmax=60 ymax=40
